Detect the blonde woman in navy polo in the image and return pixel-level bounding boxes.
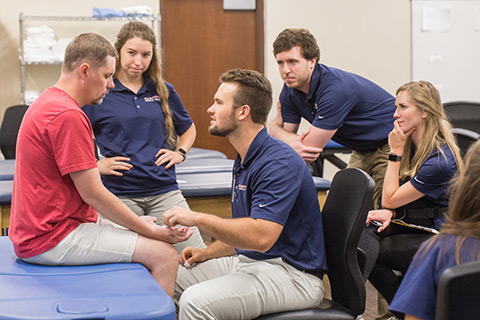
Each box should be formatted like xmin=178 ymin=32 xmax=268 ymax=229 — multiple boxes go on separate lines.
xmin=365 ymin=81 xmax=464 ymax=310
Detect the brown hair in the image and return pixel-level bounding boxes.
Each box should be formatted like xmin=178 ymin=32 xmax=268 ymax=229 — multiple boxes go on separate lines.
xmin=63 ymin=33 xmax=117 ymax=73
xmin=273 ymin=28 xmax=320 ymax=61
xmin=219 ymin=69 xmax=272 ymax=125
xmin=115 ymin=21 xmax=175 ymax=147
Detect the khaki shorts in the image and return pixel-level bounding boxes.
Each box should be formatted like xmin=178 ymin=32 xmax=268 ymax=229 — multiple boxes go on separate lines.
xmin=23 ymin=217 xmax=138 ymax=265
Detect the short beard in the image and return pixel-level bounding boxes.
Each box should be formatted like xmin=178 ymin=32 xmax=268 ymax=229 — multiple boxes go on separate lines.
xmin=209 ymin=123 xmax=237 ymax=137
xmin=208 ymin=112 xmax=237 ymax=137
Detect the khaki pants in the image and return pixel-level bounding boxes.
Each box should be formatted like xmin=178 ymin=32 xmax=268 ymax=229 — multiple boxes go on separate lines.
xmin=175 ymin=255 xmax=325 ymax=320
xmin=347 ymin=144 xmax=390 ymax=210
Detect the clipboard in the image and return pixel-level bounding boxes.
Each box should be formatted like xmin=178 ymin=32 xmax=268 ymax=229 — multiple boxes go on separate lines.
xmin=391 ymin=219 xmax=439 ymax=234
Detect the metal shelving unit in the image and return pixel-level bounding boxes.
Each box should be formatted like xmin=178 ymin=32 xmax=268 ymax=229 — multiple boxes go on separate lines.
xmin=19 ymin=13 xmax=161 ymax=104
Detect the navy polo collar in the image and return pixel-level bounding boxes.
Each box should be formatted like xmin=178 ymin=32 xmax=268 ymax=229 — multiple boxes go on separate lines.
xmin=289 ymin=63 xmax=321 ymax=104
xmin=234 ymin=127 xmax=268 ymax=170
xmin=111 ymin=76 xmax=156 ymax=94
xmin=306 ymin=63 xmax=322 ymax=102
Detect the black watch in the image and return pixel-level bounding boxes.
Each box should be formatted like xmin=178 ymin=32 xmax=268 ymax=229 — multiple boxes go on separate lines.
xmin=388 ymin=153 xmax=402 ymax=162
xmin=177 ymin=148 xmax=187 ymax=162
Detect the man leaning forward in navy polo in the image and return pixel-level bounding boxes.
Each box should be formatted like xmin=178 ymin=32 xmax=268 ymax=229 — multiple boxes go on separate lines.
xmin=163 ymin=68 xmax=327 ymax=319
xmin=269 ymin=28 xmax=396 ymax=209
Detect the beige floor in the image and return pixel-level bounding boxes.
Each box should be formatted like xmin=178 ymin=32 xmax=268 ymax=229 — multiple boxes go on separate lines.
xmin=363 ymin=281 xmax=380 ymax=320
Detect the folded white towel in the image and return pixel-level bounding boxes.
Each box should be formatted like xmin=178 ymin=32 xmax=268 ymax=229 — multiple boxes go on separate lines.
xmin=122 ymin=5 xmax=153 ymax=17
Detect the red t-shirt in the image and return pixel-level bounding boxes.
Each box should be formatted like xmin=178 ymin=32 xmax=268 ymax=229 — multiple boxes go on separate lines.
xmin=10 ymin=87 xmax=98 ymax=258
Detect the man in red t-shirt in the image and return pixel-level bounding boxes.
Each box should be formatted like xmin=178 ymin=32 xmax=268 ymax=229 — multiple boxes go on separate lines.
xmin=9 ymin=33 xmax=192 ymax=297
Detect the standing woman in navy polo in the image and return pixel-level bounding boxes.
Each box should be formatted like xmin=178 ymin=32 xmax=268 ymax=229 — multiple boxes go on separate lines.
xmin=83 ymin=21 xmax=205 ymax=252
xmin=364 ymin=81 xmax=464 ymax=306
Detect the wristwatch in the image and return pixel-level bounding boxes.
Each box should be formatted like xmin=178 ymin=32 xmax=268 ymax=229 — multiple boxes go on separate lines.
xmin=388 ymin=153 xmax=402 ymax=162
xmin=177 ymin=148 xmax=187 ymax=162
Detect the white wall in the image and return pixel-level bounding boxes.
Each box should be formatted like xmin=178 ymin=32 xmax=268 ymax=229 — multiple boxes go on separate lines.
xmin=412 ymin=0 xmax=480 ymax=103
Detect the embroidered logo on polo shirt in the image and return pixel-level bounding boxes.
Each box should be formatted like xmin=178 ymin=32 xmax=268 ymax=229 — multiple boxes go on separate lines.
xmin=238 ymin=184 xmax=247 ymax=191
xmin=144 ymin=95 xmax=161 ymax=102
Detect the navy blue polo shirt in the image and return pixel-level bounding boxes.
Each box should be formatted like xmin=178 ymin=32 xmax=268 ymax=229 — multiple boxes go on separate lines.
xmin=410 ymin=145 xmax=457 ymax=207
xmin=280 ymin=64 xmax=396 ymax=152
xmin=233 ymin=127 xmax=327 ymax=272
xmin=409 ymin=145 xmax=457 ymax=229
xmin=390 ymin=235 xmax=480 ymax=320
xmin=83 ymin=77 xmax=193 ymax=197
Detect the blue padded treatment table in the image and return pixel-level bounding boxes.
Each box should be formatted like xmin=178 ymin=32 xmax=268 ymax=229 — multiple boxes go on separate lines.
xmin=177 ymin=171 xmax=234 ymax=198
xmin=0 ymin=159 xmax=15 ymax=181
xmin=176 ymin=158 xmax=234 ymax=174
xmin=187 ymin=147 xmax=227 ymax=160
xmin=0 ymin=236 xmax=175 ymax=320
xmin=324 ymin=140 xmax=349 ymax=151
xmin=0 ymin=180 xmax=13 ymax=236
xmin=177 ymin=171 xmax=330 ymax=218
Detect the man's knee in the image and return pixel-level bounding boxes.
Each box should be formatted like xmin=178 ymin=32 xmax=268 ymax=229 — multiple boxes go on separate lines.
xmin=151 ymin=240 xmax=178 ymax=266
xmin=178 ymin=286 xmax=212 ymax=319
xmin=133 ymin=236 xmax=178 ymax=268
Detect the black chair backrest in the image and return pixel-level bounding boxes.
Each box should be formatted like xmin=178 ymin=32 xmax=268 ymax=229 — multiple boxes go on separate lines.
xmin=436 ymin=260 xmax=480 ymax=320
xmin=322 ymin=168 xmax=375 ymax=316
xmin=0 ymin=104 xmax=29 ymax=159
xmin=452 ymin=127 xmax=480 ymax=157
xmin=443 ymin=101 xmax=480 ymax=134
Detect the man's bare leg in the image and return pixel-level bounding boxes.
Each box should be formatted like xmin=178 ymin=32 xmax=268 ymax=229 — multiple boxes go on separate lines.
xmin=132 ymin=235 xmax=179 ymax=297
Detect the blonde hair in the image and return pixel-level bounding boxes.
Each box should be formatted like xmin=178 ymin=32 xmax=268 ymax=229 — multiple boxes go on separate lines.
xmin=115 ymin=21 xmax=175 ymax=147
xmin=395 ymin=81 xmax=463 ymax=180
